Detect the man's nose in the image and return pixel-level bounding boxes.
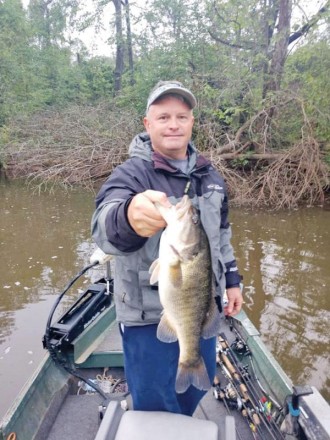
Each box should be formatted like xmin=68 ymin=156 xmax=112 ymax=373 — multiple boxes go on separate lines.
xmin=168 ymin=117 xmax=179 ymax=129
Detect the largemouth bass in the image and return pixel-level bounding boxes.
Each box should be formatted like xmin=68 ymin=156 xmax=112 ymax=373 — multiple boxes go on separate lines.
xmin=149 ymin=195 xmax=221 ymax=393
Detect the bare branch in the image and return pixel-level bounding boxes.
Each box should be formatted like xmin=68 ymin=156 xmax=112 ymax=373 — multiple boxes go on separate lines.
xmin=207 ymin=28 xmax=255 ymax=50
xmin=288 ymin=1 xmax=330 ymax=44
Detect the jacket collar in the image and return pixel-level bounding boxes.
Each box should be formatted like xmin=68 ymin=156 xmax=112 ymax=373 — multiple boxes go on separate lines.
xmin=129 ymin=132 xmax=211 ymax=174
xmin=152 ymin=149 xmax=211 ymax=175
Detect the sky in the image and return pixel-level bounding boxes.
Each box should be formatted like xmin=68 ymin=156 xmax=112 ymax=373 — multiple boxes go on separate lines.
xmin=21 ymin=0 xmax=327 ymax=57
xmin=21 ymin=0 xmax=145 ymax=56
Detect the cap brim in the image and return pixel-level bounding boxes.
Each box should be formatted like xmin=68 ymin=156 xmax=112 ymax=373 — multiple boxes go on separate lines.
xmin=147 ymin=85 xmax=197 ymax=111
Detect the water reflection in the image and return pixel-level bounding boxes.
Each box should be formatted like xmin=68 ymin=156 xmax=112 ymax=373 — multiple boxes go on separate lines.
xmin=0 ymin=180 xmax=97 ymax=417
xmin=230 ymin=208 xmax=330 ymax=401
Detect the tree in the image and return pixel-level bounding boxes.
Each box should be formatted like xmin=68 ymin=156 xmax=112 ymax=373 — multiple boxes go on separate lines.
xmin=264 ymin=0 xmax=330 ymax=96
xmin=83 ymin=0 xmax=134 ymax=93
xmin=0 ymin=0 xmax=34 ymax=124
xmin=206 ymin=1 xmax=328 ymax=93
xmin=284 ymin=39 xmax=330 ymax=143
xmin=27 ymin=0 xmax=81 ymax=106
xmin=112 ymin=0 xmax=124 ymax=94
xmin=28 ymin=0 xmax=78 ymax=48
xmin=123 ymin=0 xmax=134 ymax=85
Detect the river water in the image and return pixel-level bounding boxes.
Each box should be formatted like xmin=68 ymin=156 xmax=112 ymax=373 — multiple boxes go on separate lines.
xmin=0 ymin=180 xmax=329 ymax=419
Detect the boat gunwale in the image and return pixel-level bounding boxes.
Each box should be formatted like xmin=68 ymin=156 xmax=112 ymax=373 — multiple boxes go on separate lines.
xmin=0 ymin=354 xmax=70 ymax=440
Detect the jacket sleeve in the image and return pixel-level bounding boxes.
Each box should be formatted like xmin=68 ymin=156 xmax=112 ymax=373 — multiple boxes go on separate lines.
xmin=91 ymin=162 xmax=148 ymax=255
xmin=219 ymin=191 xmax=242 ymax=289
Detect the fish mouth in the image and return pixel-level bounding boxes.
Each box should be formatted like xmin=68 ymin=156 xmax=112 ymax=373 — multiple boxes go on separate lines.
xmin=175 ymin=195 xmax=197 ymax=220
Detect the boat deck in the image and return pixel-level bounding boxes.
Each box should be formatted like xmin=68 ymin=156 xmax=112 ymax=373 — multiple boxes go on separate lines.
xmin=46 ymin=319 xmax=284 ymax=440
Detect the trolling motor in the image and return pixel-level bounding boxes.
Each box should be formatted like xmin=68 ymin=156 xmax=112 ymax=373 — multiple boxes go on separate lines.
xmin=42 ymin=247 xmax=114 ymax=399
xmin=44 ymin=282 xmax=111 ymax=350
xmin=42 ymin=247 xmax=113 ymax=352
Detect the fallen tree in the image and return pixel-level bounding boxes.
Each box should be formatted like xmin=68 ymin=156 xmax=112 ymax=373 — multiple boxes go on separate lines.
xmin=209 ymin=137 xmax=328 ymax=209
xmin=1 ymin=99 xmax=329 ymax=209
xmin=199 ymin=93 xmax=329 ymax=208
xmin=1 ymin=103 xmax=138 ymax=191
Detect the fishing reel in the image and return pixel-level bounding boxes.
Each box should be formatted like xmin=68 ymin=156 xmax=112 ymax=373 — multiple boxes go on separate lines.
xmin=224 ymin=383 xmax=243 ymax=410
xmin=213 ymin=377 xmax=243 ymax=410
xmin=238 ymin=364 xmax=250 ymax=382
xmin=231 ymin=337 xmax=249 ymax=356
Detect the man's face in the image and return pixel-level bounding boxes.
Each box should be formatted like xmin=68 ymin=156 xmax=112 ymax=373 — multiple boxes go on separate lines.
xmin=143 ymin=96 xmax=194 ymax=160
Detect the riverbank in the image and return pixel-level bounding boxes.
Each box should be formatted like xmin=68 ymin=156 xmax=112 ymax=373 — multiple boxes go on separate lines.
xmin=1 ymin=104 xmax=329 ymax=209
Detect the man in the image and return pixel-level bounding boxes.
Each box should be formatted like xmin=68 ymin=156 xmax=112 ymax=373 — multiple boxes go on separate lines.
xmin=91 ymin=80 xmax=243 ymax=415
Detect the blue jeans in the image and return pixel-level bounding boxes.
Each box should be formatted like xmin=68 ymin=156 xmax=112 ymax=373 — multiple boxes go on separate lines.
xmin=121 ymin=323 xmax=216 ymax=416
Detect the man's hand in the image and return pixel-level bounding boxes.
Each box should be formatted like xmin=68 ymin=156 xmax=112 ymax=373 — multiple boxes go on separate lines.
xmin=127 ymin=190 xmax=172 ymax=237
xmin=224 ymin=287 xmax=243 ymax=316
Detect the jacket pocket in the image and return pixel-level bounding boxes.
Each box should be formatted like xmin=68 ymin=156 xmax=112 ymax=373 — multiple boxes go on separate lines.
xmin=138 ymin=270 xmax=162 ymax=312
xmin=114 ymin=265 xmax=143 ymax=311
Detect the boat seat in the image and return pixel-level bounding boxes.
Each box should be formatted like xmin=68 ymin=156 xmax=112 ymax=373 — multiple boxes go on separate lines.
xmin=94 ymin=401 xmax=236 ymax=440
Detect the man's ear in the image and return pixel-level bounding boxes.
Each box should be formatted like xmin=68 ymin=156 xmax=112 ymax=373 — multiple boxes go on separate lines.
xmin=143 ymin=116 xmax=150 ymax=132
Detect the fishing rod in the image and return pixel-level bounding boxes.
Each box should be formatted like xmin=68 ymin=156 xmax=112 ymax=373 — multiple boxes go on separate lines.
xmin=221 ymin=333 xmax=273 ymax=414
xmin=213 ymin=376 xmax=245 ymax=440
xmin=226 ymin=320 xmax=289 ymax=437
xmin=218 ymin=333 xmax=287 ymax=440
xmin=228 ymin=319 xmax=316 ymax=439
xmin=215 ymin=352 xmax=260 ymax=439
xmin=216 ymin=339 xmax=264 ymax=434
xmin=230 ymin=332 xmax=287 ymax=436
xmin=228 ymin=318 xmax=283 ymax=412
xmin=219 ymin=335 xmax=262 ymax=410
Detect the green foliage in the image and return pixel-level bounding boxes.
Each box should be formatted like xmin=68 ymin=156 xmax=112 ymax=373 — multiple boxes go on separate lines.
xmin=0 ymin=0 xmax=34 ymax=123
xmin=325 ymin=153 xmax=330 ymax=167
xmin=284 ymin=40 xmax=330 ymax=142
xmin=231 ymin=151 xmax=254 ymax=168
xmin=78 ymin=57 xmax=114 ymax=102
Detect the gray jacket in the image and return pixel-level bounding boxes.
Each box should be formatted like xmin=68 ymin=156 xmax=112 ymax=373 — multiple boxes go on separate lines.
xmin=92 ymin=133 xmax=241 ymax=325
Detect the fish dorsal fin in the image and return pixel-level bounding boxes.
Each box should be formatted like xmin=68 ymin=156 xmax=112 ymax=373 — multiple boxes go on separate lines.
xmin=201 ymin=298 xmax=221 ymax=339
xmin=157 ymin=314 xmax=178 ymax=343
xmin=149 ymin=259 xmax=160 ymax=285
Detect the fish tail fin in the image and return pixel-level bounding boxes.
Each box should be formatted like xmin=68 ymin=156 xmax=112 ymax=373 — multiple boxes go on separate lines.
xmin=175 ymin=358 xmax=211 ymax=394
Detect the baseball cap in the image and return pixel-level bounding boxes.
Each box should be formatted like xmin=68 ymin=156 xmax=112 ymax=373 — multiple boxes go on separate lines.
xmin=146 ymin=81 xmax=197 ymax=113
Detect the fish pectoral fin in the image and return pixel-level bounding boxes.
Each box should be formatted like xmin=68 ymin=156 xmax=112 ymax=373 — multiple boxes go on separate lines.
xmin=175 ymin=358 xmax=211 ymax=393
xmin=157 ymin=314 xmax=178 ymax=343
xmin=149 ymin=259 xmax=160 ymax=285
xmin=201 ymin=298 xmax=222 ymax=339
xmin=168 ymin=263 xmax=183 ymax=288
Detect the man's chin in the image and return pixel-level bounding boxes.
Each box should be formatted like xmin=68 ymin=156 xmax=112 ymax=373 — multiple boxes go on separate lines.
xmin=164 ymin=139 xmax=187 ymax=149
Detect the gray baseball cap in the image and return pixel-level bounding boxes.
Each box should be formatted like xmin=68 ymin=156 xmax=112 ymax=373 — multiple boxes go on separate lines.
xmin=146 ymin=81 xmax=197 ymax=113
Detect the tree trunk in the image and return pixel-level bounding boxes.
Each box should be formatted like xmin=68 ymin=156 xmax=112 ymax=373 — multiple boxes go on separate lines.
xmin=260 ymin=0 xmax=279 ymax=98
xmin=123 ymin=0 xmax=134 ymax=86
xmin=263 ymin=0 xmax=292 ymax=96
xmin=112 ymin=0 xmax=124 ymax=95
